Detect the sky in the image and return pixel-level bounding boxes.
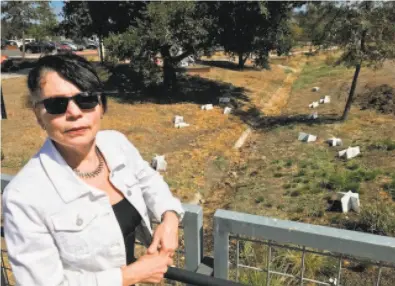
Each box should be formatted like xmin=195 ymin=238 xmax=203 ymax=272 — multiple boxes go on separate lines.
xmin=51 ymin=1 xmax=64 ymax=21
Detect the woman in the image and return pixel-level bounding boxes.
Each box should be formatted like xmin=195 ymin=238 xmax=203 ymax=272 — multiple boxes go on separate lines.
xmin=3 ymin=54 xmax=185 ymax=286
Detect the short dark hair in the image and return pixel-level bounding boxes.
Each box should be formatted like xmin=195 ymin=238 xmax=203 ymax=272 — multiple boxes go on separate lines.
xmin=27 ymin=53 xmax=107 ymax=112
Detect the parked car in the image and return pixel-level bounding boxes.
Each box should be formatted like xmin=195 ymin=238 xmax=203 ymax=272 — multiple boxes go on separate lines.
xmin=24 ymin=38 xmax=35 ymax=44
xmin=20 ymin=41 xmax=56 ymax=54
xmin=1 ymin=55 xmax=14 ymax=72
xmin=6 ymin=40 xmax=23 ymax=48
xmin=1 ymin=39 xmax=7 ymax=49
xmin=59 ymin=41 xmax=81 ymax=51
xmin=57 ymin=43 xmax=73 ymax=53
xmin=85 ymin=42 xmax=98 ymax=50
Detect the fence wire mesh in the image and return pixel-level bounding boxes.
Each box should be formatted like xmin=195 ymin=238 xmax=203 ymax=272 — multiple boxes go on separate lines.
xmin=229 ymin=235 xmax=395 ymax=286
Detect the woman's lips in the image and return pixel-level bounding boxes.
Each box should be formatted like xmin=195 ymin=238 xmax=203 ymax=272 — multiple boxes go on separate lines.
xmin=65 ymin=126 xmax=89 ymax=135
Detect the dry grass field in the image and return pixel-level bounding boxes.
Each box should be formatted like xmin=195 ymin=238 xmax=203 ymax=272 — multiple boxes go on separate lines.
xmin=1 ymin=51 xmax=395 ymax=285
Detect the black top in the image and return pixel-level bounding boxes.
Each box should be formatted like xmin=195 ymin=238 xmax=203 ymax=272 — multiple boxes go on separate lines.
xmin=112 ymin=198 xmax=142 ymax=265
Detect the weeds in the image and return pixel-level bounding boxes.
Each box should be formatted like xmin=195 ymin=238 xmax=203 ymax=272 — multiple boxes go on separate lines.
xmin=292 ymin=62 xmax=349 ymax=90
xmin=255 ymin=196 xmax=265 ymax=204
xmin=382 ymin=175 xmax=395 ymax=200
xmin=214 ymin=156 xmax=229 ymax=172
xmin=341 ymin=199 xmax=395 ymax=236
xmin=369 ymin=139 xmax=395 ymax=152
xmin=274 ymin=249 xmax=327 ymax=280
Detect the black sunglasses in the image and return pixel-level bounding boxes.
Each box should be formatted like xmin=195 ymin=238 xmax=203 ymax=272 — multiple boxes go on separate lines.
xmin=35 ymin=92 xmax=101 ymax=115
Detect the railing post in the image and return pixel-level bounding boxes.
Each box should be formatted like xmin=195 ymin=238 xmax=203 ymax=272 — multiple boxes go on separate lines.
xmin=214 ymin=212 xmax=229 ymax=279
xmin=182 ymin=204 xmax=203 ymax=272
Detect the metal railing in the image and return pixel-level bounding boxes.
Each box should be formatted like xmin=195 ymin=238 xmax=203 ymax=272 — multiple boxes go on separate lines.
xmin=213 ymin=209 xmax=395 ymax=285
xmin=165 ymin=267 xmax=244 ymax=286
xmin=4 ymin=172 xmax=395 ymax=285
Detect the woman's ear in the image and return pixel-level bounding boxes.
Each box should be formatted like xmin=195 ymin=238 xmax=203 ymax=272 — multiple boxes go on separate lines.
xmin=100 ymin=105 xmax=104 ymax=119
xmin=33 ymin=107 xmax=46 ymax=130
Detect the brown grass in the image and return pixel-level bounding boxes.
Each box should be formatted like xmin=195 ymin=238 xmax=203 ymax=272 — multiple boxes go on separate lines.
xmin=2 ymin=53 xmax=394 ymax=285
xmin=228 ymin=55 xmax=395 ymax=225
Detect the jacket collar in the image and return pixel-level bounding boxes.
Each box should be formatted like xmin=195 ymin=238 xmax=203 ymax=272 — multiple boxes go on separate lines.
xmin=39 ymin=132 xmax=127 ymax=203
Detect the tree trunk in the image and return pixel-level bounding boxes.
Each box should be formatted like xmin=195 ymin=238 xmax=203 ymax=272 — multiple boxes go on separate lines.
xmin=238 ymin=52 xmax=245 ymax=69
xmin=161 ymin=45 xmax=179 ymax=93
xmin=341 ymin=21 xmax=367 ymax=122
xmin=163 ymin=58 xmax=177 ymax=92
xmin=341 ymin=63 xmax=361 ymax=121
xmin=98 ymin=35 xmax=104 ymax=64
xmin=1 ymin=88 xmax=7 ymax=120
xmin=22 ymin=30 xmax=25 ymax=60
xmin=163 ymin=57 xmax=171 ymax=91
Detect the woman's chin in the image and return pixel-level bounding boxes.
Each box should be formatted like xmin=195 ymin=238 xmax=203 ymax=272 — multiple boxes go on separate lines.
xmin=60 ymin=133 xmax=95 ymax=148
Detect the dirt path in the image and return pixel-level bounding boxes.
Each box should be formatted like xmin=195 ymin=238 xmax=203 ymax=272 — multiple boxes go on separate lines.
xmin=262 ymin=60 xmax=306 ymax=116
xmin=200 ymin=60 xmax=307 ymax=254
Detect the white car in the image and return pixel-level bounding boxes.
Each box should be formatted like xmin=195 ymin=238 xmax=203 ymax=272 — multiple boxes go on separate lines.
xmin=7 ymin=40 xmax=23 ymax=48
xmin=23 ymin=38 xmax=35 ymax=44
xmin=184 ymin=55 xmax=195 ymax=64
xmin=178 ymin=60 xmax=189 ymax=67
xmin=60 ymin=41 xmax=79 ymax=51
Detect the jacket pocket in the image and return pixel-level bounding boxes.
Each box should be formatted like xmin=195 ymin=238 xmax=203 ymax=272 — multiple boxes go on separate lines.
xmin=50 ymin=207 xmax=98 ymax=259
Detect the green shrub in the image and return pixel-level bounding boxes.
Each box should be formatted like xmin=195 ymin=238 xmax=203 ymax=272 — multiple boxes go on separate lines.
xmin=346 ymin=162 xmax=360 ymax=170
xmin=345 ymin=201 xmax=395 ymax=236
xmin=277 ymin=204 xmax=285 ymax=210
xmin=296 ymin=170 xmax=306 ymax=177
xmin=308 ymin=204 xmax=325 ymax=218
xmin=383 ymin=176 xmax=395 ymax=200
xmin=291 ymin=190 xmax=301 ymax=197
xmin=293 ymin=177 xmax=303 ymax=183
xmin=369 ymin=139 xmax=395 ymax=151
xmin=274 ymin=249 xmax=328 ymax=280
xmin=284 ymin=68 xmax=293 ymax=74
xmin=285 ymin=159 xmax=293 ymax=167
xmin=255 ymin=196 xmax=265 ymax=204
xmin=299 ymin=160 xmax=309 ymax=169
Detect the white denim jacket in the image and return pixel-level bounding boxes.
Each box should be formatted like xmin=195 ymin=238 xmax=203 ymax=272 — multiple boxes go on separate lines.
xmin=3 ymin=130 xmax=185 ymax=286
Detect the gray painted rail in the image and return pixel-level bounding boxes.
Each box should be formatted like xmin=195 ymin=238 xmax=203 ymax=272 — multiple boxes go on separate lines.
xmin=213 ymin=209 xmax=395 ymax=280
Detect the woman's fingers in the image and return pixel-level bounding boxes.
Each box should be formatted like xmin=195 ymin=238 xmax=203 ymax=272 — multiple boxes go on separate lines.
xmin=147 ymin=235 xmax=161 ymax=254
xmin=167 ymin=257 xmax=174 ymax=266
xmin=160 ymin=240 xmax=178 ymax=254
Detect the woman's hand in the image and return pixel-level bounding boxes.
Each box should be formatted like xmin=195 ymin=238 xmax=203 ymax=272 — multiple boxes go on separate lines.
xmin=121 ymin=252 xmax=173 ymax=285
xmin=147 ymin=211 xmax=179 ymax=257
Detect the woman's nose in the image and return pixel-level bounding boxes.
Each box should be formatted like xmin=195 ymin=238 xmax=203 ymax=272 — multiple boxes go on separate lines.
xmin=65 ymin=99 xmax=83 ymax=117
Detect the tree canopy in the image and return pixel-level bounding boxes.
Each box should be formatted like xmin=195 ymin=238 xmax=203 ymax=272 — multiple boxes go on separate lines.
xmin=27 ymin=2 xmax=57 ymax=41
xmin=104 ymin=1 xmax=213 ymax=90
xmin=1 ymin=1 xmax=37 ymax=39
xmin=210 ymin=1 xmax=302 ymax=69
xmin=308 ymin=1 xmax=395 ymax=120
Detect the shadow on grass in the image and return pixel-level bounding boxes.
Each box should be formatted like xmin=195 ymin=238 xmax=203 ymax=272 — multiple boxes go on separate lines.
xmin=197 ymin=60 xmax=260 ymax=72
xmin=233 ymin=106 xmax=341 ymax=131
xmin=1 ymin=58 xmax=37 ymax=73
xmin=102 ymin=63 xmax=251 ymax=105
xmin=101 ymin=63 xmax=342 ymax=128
